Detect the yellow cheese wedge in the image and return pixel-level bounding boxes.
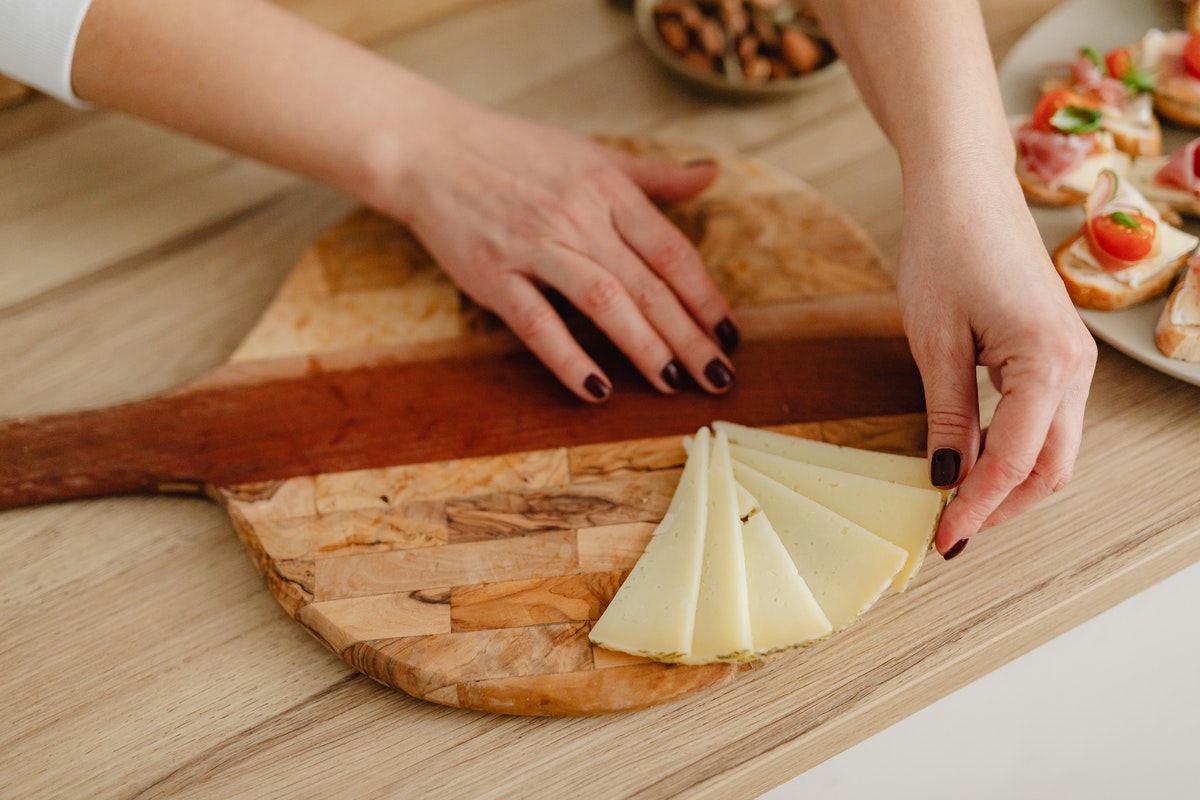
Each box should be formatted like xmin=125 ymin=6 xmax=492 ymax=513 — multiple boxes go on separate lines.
xmin=729 ymin=444 xmax=944 ymax=591
xmin=732 ymin=461 xmax=906 ymax=632
xmin=714 ymin=420 xmax=933 ymax=489
xmin=737 ymin=484 xmax=833 ymax=657
xmin=680 ymin=430 xmax=753 ymax=665
xmin=588 ymin=427 xmax=711 ymax=661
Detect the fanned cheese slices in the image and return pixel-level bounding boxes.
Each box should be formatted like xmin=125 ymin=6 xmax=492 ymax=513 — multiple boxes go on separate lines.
xmin=588 ymin=427 xmax=710 ymax=661
xmin=731 ymin=462 xmax=907 ymax=631
xmin=736 ymin=484 xmax=833 ymax=656
xmin=727 ymin=443 xmax=945 ymax=591
xmin=590 ymin=423 xmax=944 ymax=665
xmin=713 ymin=420 xmax=934 ymax=489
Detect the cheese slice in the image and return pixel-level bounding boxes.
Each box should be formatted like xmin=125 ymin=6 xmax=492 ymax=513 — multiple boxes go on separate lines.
xmin=681 ymin=430 xmax=753 ymax=664
xmin=729 ymin=444 xmax=944 ymax=591
xmin=588 ymin=427 xmax=711 ymax=661
xmin=737 ymin=484 xmax=833 ymax=657
xmin=713 ymin=420 xmax=933 ymax=490
xmin=732 ymin=461 xmax=906 ymax=631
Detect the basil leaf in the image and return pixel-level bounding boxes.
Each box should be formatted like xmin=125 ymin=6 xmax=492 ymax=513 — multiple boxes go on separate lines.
xmin=1110 ymin=211 xmax=1143 ymax=230
xmin=1120 ymin=67 xmax=1155 ymax=94
xmin=1081 ymin=46 xmax=1105 ymax=73
xmin=1049 ymin=105 xmax=1103 ymax=134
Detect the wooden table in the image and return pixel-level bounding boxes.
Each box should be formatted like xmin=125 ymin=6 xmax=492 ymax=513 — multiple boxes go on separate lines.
xmin=3 ymin=1 xmax=1198 ymax=797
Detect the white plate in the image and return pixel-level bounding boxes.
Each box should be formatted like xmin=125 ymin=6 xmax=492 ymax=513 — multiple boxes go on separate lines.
xmin=997 ymin=0 xmax=1200 ymax=386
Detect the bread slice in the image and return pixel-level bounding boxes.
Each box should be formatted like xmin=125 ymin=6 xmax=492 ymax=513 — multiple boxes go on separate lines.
xmin=1052 ymin=231 xmax=1190 ymax=310
xmin=1152 ymin=89 xmax=1200 ymax=129
xmin=1017 ymin=158 xmax=1087 ymax=206
xmin=1155 ymin=266 xmax=1200 ymax=360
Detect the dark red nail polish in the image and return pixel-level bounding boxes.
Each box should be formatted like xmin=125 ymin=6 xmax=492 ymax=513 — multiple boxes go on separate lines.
xmin=704 ymin=359 xmax=734 ymax=389
xmin=931 ymin=447 xmax=961 ymax=488
xmin=661 ymin=360 xmax=683 ymax=390
xmin=584 ymin=374 xmax=611 ymax=400
xmin=943 ymin=539 xmax=969 ymax=560
xmin=715 ymin=317 xmax=740 ymax=352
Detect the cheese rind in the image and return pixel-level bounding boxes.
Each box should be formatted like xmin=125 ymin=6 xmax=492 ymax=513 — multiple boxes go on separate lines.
xmin=588 ymin=427 xmax=711 ymax=661
xmin=681 ymin=430 xmax=754 ymax=664
xmin=737 ymin=484 xmax=833 ymax=657
xmin=732 ymin=462 xmax=906 ymax=631
xmin=729 ymin=444 xmax=944 ymax=591
xmin=714 ymin=420 xmax=933 ymax=489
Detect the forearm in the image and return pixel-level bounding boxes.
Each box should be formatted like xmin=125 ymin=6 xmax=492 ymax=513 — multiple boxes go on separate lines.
xmin=71 ymin=0 xmax=460 ymax=222
xmin=809 ymin=0 xmax=1016 ymax=183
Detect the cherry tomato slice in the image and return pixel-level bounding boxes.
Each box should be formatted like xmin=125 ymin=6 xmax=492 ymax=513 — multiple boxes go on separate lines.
xmin=1087 ymin=211 xmax=1157 ymax=267
xmin=1031 ymin=88 xmax=1098 ymax=133
xmin=1185 ymin=32 xmax=1200 ymax=80
xmin=1106 ymin=47 xmax=1133 ymax=80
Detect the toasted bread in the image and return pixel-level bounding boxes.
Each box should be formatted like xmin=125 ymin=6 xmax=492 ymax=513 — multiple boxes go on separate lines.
xmin=1052 ymin=231 xmax=1190 ymax=310
xmin=1017 ymin=158 xmax=1087 ymax=206
xmin=1127 ymin=155 xmax=1200 ymax=220
xmin=1152 ymin=89 xmax=1200 ymax=129
xmin=1155 ymin=267 xmax=1200 ymax=360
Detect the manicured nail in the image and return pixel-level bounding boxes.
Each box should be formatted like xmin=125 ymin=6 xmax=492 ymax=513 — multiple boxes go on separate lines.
xmin=704 ymin=359 xmax=734 ymax=389
xmin=661 ymin=359 xmax=683 ymax=390
xmin=715 ymin=317 xmax=740 ymax=352
xmin=943 ymin=539 xmax=969 ymax=560
xmin=685 ymin=157 xmax=717 ymax=168
xmin=584 ymin=374 xmax=611 ymax=400
xmin=930 ymin=447 xmax=961 ymax=488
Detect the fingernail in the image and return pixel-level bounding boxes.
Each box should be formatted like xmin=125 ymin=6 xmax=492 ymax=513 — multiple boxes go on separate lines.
xmin=930 ymin=447 xmax=962 ymax=488
xmin=943 ymin=539 xmax=969 ymax=560
xmin=715 ymin=317 xmax=740 ymax=352
xmin=704 ymin=359 xmax=734 ymax=389
xmin=685 ymin=157 xmax=717 ymax=168
xmin=584 ymin=374 xmax=611 ymax=400
xmin=661 ymin=359 xmax=683 ymax=390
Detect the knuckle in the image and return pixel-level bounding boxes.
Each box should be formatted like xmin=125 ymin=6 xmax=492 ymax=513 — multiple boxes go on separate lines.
xmin=925 ymin=407 xmax=977 ymax=439
xmin=579 ymin=274 xmax=628 ymax=317
xmin=983 ymin=451 xmax=1036 ymax=487
xmin=508 ymin=301 xmax=560 ymax=343
xmin=645 ymin=235 xmax=699 ymax=279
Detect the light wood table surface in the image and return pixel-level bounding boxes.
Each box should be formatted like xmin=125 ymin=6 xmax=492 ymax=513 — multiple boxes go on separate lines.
xmin=4 ymin=1 xmax=1198 ymax=798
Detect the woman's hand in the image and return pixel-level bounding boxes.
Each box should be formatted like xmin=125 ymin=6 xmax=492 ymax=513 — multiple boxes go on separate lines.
xmin=897 ymin=163 xmax=1097 ymax=557
xmin=380 ymin=105 xmax=739 ymax=402
xmin=71 ymin=0 xmax=738 ymax=404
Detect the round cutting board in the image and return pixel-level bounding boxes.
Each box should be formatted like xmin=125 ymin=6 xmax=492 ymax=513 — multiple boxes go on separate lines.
xmin=211 ymin=139 xmax=927 ymax=715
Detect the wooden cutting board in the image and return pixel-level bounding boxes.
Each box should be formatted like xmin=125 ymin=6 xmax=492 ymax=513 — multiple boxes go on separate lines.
xmin=0 ymin=140 xmax=928 ymax=715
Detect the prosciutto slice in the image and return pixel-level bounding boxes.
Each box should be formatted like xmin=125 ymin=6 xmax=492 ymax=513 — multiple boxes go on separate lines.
xmin=1156 ymin=137 xmax=1200 ymax=194
xmin=1069 ymin=54 xmax=1130 ymax=108
xmin=1017 ymin=124 xmax=1097 ymax=188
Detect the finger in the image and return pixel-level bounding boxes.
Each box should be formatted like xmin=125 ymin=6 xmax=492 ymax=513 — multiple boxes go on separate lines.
xmin=600 ymin=146 xmax=719 ymax=203
xmin=487 ymin=276 xmax=613 ymax=403
xmin=531 ymin=244 xmax=702 ymax=395
xmin=582 ymin=234 xmax=737 ymax=394
xmin=934 ymin=359 xmax=1063 ymax=554
xmin=608 ymin=184 xmax=739 ymax=352
xmin=977 ymin=365 xmax=1091 ymax=531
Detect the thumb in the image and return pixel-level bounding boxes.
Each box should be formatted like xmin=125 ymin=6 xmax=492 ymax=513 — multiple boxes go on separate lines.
xmin=918 ymin=343 xmax=983 ymax=556
xmin=602 ymin=147 xmax=719 ymax=202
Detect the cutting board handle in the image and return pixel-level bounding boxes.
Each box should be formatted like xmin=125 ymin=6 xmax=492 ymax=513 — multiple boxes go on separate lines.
xmin=0 ymin=331 xmax=924 ymax=511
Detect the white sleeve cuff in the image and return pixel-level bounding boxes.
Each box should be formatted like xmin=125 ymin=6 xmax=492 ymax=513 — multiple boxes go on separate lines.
xmin=0 ymin=0 xmax=97 ymax=108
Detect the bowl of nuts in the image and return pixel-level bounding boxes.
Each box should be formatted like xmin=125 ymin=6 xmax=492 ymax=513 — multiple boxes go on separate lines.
xmin=635 ymin=0 xmax=842 ymax=97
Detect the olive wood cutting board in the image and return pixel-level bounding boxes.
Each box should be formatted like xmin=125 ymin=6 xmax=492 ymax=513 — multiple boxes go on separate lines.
xmin=0 ymin=140 xmax=929 ymax=715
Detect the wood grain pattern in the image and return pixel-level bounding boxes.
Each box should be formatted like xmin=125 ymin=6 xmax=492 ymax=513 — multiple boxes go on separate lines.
xmin=9 ymin=1 xmax=1198 ymax=797
xmin=0 ymin=137 xmax=925 ymax=714
xmin=201 ymin=140 xmax=926 ymax=714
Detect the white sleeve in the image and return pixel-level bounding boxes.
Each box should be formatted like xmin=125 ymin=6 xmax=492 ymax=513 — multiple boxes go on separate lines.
xmin=0 ymin=0 xmax=97 ymax=108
